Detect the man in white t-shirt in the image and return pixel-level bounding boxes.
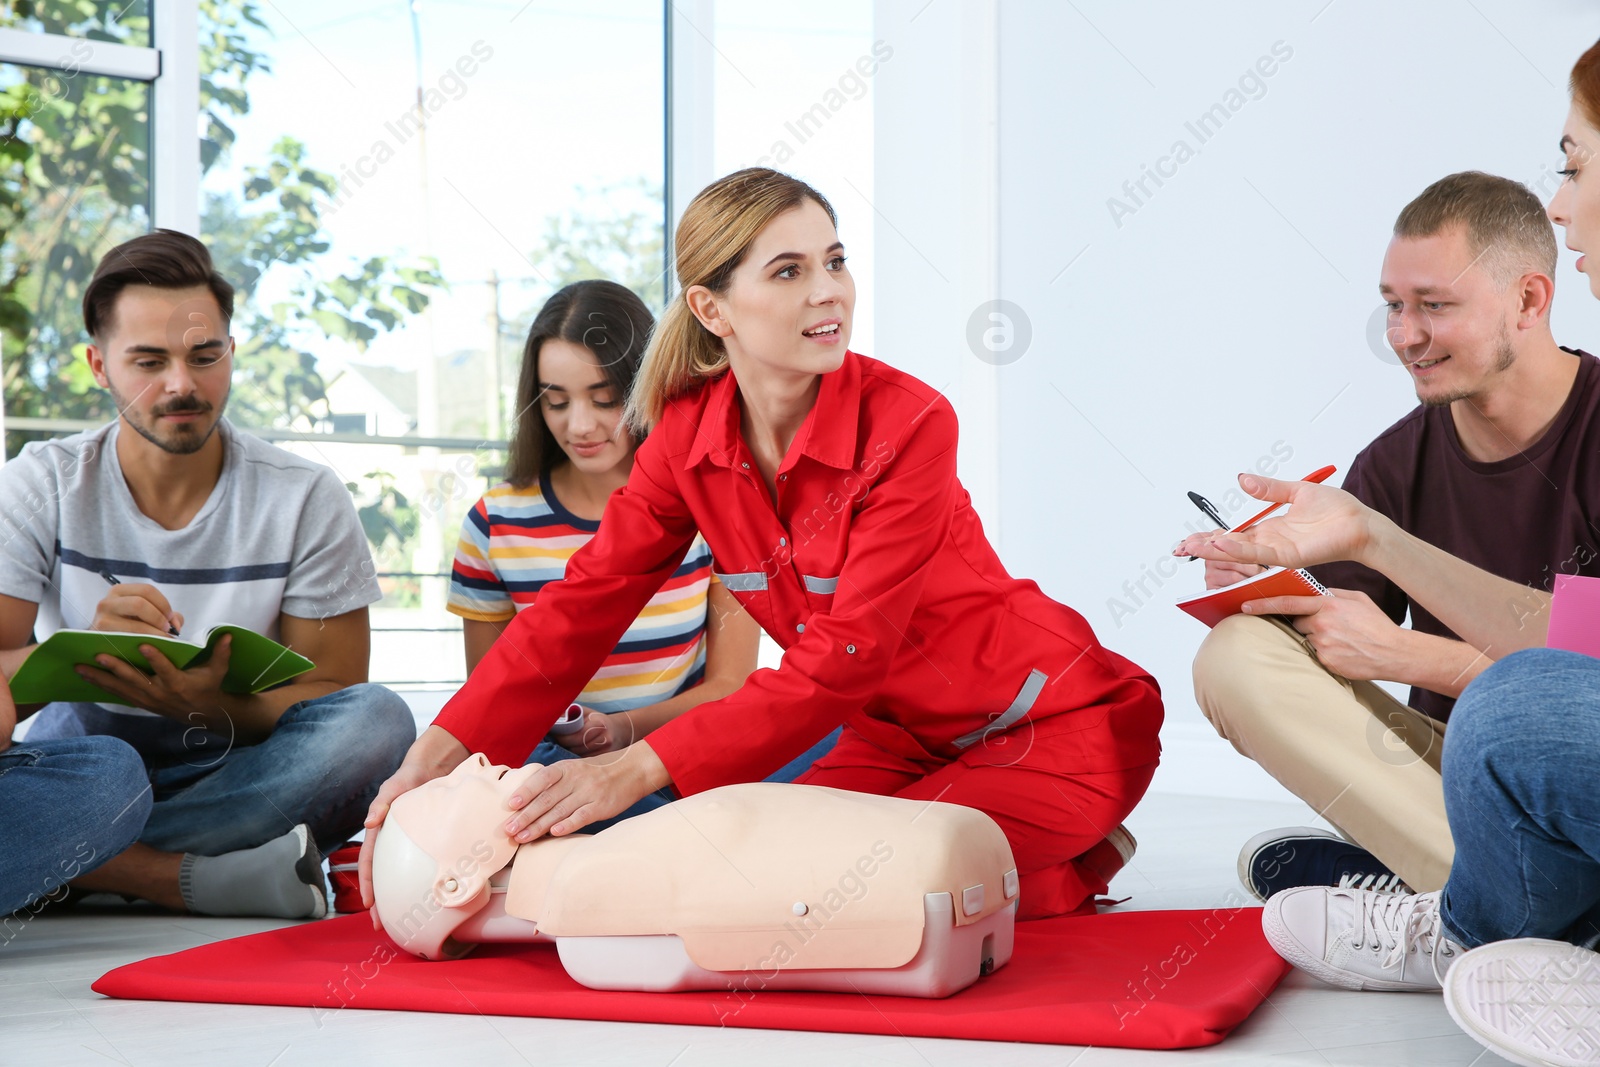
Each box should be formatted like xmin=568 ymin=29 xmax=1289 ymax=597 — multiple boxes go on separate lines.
xmin=0 ymin=230 xmax=414 ymax=920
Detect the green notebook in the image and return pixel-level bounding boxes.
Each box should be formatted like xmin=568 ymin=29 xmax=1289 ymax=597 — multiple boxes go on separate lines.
xmin=9 ymin=625 xmax=316 ymax=706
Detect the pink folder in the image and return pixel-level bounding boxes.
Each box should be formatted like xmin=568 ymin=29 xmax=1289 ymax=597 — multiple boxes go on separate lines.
xmin=1546 ymin=574 xmax=1600 ymax=658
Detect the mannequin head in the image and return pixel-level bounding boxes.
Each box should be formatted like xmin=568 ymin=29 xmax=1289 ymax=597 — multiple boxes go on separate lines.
xmin=372 ymin=755 xmax=524 ymax=959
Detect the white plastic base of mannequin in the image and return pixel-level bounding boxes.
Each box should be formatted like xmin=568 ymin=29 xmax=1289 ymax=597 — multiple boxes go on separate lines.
xmin=555 ymin=893 xmax=1016 ymax=998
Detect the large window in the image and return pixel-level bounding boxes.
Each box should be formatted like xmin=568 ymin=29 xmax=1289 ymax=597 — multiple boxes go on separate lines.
xmin=0 ymin=2 xmax=163 ymax=447
xmin=0 ymin=61 xmax=152 ymax=430
xmin=2 ymin=3 xmax=152 ymax=44
xmin=2 ymin=1 xmax=667 ymax=689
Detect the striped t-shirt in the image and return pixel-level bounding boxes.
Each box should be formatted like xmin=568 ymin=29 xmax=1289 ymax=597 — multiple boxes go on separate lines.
xmin=447 ymin=473 xmax=716 ymax=712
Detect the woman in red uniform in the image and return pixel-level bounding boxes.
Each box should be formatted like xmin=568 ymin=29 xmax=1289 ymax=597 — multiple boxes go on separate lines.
xmin=362 ymin=168 xmax=1163 ymax=919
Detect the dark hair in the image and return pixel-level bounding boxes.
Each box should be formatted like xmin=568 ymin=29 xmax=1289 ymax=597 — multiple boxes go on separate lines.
xmin=505 ymin=280 xmax=656 ymax=487
xmin=82 ymin=228 xmax=236 ymax=340
xmin=1573 ymin=38 xmax=1600 ymax=129
xmin=1393 ymin=170 xmax=1558 ymax=286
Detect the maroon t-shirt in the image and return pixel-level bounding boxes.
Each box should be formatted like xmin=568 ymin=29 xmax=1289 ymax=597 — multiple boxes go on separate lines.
xmin=1311 ymin=348 xmax=1600 ymax=723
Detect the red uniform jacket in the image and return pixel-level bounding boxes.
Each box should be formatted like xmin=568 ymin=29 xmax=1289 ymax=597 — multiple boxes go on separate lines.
xmin=434 ymin=352 xmax=1161 ymax=795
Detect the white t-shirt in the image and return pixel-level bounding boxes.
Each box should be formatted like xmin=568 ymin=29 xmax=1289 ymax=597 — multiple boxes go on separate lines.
xmin=0 ymin=418 xmax=380 ymax=737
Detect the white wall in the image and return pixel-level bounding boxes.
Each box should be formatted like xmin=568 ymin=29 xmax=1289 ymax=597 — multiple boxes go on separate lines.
xmin=875 ymin=0 xmax=1600 ymax=798
xmin=866 ymin=2 xmax=1005 ymax=533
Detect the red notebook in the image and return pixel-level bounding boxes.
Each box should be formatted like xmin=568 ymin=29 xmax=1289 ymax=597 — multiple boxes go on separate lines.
xmin=1176 ymin=566 xmax=1331 ymax=627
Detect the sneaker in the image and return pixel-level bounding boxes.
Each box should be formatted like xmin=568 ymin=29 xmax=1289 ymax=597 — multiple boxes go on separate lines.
xmin=1078 ymin=824 xmax=1137 ymax=888
xmin=283 ymin=824 xmax=330 ymax=921
xmin=1262 ymin=886 xmax=1462 ymax=991
xmin=1443 ymin=938 xmax=1600 ymax=1067
xmin=1238 ymin=826 xmax=1410 ymax=902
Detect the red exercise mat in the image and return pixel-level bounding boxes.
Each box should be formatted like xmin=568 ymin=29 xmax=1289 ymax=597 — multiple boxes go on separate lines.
xmin=93 ymin=907 xmax=1290 ymax=1050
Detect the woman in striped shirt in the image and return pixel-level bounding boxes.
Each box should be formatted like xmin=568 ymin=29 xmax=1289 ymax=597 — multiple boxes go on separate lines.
xmin=449 ymin=281 xmax=806 ymax=826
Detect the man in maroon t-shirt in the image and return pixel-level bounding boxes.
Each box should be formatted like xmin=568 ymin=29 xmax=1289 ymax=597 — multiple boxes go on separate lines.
xmin=1191 ymin=171 xmax=1599 ymax=901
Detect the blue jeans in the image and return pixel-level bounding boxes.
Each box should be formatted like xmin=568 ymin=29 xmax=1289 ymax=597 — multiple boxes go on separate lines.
xmin=0 ymin=736 xmax=152 ymax=916
xmin=770 ymin=727 xmax=843 ymax=783
xmin=527 ymin=726 xmax=843 ymax=834
xmin=27 ymin=684 xmax=415 ymax=857
xmin=1439 ymin=648 xmax=1600 ymax=949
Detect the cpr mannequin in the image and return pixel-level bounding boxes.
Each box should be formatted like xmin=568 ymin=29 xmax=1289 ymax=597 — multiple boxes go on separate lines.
xmin=372 ymin=755 xmax=1019 ymax=997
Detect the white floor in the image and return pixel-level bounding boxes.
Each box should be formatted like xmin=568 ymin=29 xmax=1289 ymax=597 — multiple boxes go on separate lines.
xmin=0 ymin=790 xmax=1510 ymax=1067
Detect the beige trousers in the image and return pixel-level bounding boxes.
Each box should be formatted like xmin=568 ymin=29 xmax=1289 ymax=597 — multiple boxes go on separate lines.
xmin=1192 ymin=613 xmax=1453 ymax=891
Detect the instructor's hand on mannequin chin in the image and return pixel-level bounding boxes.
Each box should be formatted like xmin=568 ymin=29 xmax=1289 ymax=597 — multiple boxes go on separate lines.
xmin=358 ymin=724 xmax=471 ymax=927
xmin=1175 ymin=474 xmax=1386 ymax=571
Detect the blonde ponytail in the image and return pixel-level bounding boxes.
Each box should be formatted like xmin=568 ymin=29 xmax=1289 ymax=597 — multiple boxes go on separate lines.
xmin=624 ymin=167 xmax=837 ymax=435
xmin=624 ymin=293 xmax=728 ymax=434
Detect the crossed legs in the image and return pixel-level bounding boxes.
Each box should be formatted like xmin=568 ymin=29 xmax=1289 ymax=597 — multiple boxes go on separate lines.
xmin=1193 ymin=613 xmax=1453 ymax=891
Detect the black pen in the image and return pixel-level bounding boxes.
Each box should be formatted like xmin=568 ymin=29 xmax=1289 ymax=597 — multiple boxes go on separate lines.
xmin=1187 ymin=491 xmax=1230 ymax=532
xmin=100 ymin=571 xmax=180 ymax=636
xmin=1183 ymin=491 xmax=1230 ymax=563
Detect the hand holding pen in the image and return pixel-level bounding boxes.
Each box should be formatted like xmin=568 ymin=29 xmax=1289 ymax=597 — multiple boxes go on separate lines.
xmin=94 ymin=572 xmax=183 ymax=637
xmin=1184 ymin=467 xmax=1336 ymax=588
xmin=1176 ymin=469 xmax=1381 ymax=574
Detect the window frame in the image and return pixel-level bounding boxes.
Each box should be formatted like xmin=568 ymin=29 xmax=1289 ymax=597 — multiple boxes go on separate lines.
xmin=0 ymin=2 xmax=197 ymax=455
xmin=0 ymin=6 xmax=674 ymax=689
xmin=0 ymin=0 xmax=199 ymax=233
xmin=663 ymin=0 xmax=714 ymax=303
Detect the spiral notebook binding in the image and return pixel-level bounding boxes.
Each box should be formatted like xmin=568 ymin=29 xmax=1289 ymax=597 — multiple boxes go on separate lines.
xmin=1295 ymin=568 xmax=1332 ymax=596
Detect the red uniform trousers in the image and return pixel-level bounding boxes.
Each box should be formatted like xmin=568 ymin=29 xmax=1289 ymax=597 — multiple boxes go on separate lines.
xmin=796 ymin=693 xmax=1161 ymax=920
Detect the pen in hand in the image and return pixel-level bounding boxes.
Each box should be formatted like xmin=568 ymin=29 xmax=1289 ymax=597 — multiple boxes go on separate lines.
xmin=1183 ymin=491 xmax=1229 ymax=563
xmin=1228 ymin=465 xmax=1338 ymax=534
xmin=1186 ymin=491 xmax=1229 ymax=531
xmin=100 ymin=571 xmax=181 ymax=637
xmin=1183 ymin=466 xmax=1338 ymax=564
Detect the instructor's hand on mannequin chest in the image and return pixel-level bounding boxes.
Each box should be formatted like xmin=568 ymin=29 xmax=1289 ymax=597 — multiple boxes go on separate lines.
xmin=503 ymin=741 xmax=671 ymax=841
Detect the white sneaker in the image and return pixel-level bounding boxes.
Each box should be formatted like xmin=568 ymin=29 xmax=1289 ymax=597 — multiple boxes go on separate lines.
xmin=1262 ymin=886 xmax=1463 ymax=991
xmin=1443 ymin=938 xmax=1600 ymax=1067
xmin=1336 ymin=871 xmax=1413 ymax=895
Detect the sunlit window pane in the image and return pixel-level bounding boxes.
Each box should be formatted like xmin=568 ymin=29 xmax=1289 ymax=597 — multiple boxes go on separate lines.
xmin=0 ymin=0 xmax=153 ymax=48
xmin=196 ymin=1 xmax=665 ymax=686
xmin=0 ymin=62 xmax=151 ymax=449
